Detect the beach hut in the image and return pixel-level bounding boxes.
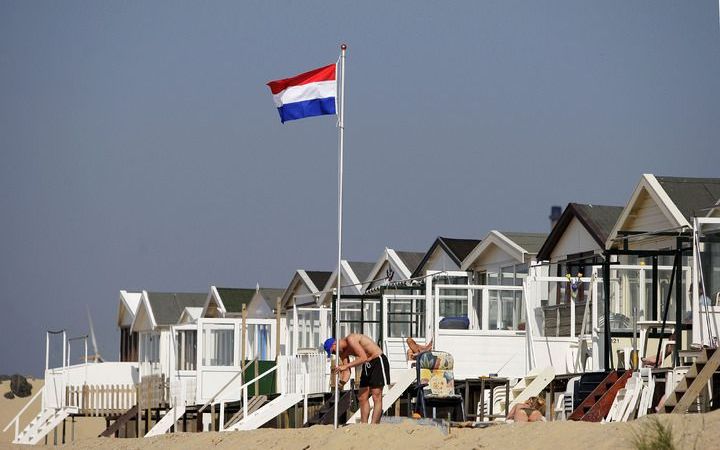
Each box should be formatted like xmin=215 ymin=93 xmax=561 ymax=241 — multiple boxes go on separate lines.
xmin=603 ymin=175 xmax=720 ymax=369
xmin=412 ymin=231 xmax=548 ymax=379
xmin=280 ymin=269 xmax=332 ymax=355
xmin=118 ymin=290 xmax=142 ymax=362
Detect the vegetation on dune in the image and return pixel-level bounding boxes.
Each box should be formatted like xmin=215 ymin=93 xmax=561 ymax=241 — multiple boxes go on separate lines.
xmin=632 ymin=417 xmax=675 ymax=450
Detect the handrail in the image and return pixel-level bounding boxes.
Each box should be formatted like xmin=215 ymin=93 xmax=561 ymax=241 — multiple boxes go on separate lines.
xmin=239 ymin=364 xmax=277 ymax=391
xmin=197 ymin=357 xmax=263 ymax=414
xmin=239 ymin=364 xmax=280 ymax=427
xmin=197 ymin=373 xmax=243 ymax=413
xmin=3 ymin=388 xmax=43 ymax=439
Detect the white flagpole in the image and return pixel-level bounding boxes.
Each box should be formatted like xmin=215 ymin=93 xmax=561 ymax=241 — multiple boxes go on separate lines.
xmin=334 ymin=43 xmax=347 ymax=429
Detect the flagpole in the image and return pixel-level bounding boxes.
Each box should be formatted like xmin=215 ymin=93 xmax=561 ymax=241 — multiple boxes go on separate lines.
xmin=334 ymin=42 xmax=347 ymax=429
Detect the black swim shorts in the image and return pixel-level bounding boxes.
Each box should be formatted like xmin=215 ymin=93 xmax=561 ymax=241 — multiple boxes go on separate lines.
xmin=359 ymin=354 xmax=390 ymax=388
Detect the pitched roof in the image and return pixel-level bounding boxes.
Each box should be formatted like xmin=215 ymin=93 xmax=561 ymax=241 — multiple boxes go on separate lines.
xmin=257 ymin=288 xmax=285 ymax=311
xmin=440 ymin=237 xmax=482 ymax=262
xmin=394 ymin=251 xmax=425 ymax=275
xmin=499 ymin=232 xmax=549 ymax=254
xmin=146 ymin=292 xmax=207 ymax=326
xmin=347 ymin=261 xmax=375 ymax=284
xmin=216 ymin=288 xmax=256 ymax=313
xmin=656 ymin=176 xmax=720 ymax=221
xmin=305 ymin=271 xmax=332 ymax=292
xmin=537 ymin=203 xmax=624 ymax=260
xmin=412 ymin=236 xmax=481 ymax=277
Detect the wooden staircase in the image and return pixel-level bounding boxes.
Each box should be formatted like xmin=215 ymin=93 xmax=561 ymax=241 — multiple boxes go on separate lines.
xmin=99 ymin=405 xmax=138 ymax=437
xmin=507 ymin=366 xmax=555 ymax=410
xmin=663 ymin=348 xmax=720 ymax=414
xmin=13 ymin=407 xmax=75 ymax=445
xmin=568 ymin=370 xmax=632 ymax=422
xmin=224 ymin=395 xmax=268 ymax=429
xmin=304 ymin=390 xmax=355 ymax=426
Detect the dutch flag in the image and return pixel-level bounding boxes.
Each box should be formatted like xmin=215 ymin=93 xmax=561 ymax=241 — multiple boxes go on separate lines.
xmin=267 ymin=63 xmax=337 ymax=123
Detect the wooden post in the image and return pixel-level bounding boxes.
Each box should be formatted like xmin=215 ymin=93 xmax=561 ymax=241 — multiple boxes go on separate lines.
xmin=136 ymin=385 xmax=141 ymax=438
xmin=276 ymin=298 xmax=281 ymax=358
xmin=254 ymin=358 xmax=259 ymax=396
xmin=211 ymin=403 xmax=216 ymax=432
xmin=241 ymin=304 xmax=248 ymax=371
xmin=145 ymin=379 xmax=150 ymax=435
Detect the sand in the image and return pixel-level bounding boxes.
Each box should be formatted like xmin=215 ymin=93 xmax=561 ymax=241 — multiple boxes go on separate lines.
xmin=0 ymin=409 xmax=715 ymax=450
xmin=1 ymin=379 xmax=717 ymax=449
xmin=0 ymin=379 xmax=104 ymax=446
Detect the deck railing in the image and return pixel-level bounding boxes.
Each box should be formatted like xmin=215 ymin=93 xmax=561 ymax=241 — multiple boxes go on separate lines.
xmin=65 ymin=384 xmax=137 ymax=416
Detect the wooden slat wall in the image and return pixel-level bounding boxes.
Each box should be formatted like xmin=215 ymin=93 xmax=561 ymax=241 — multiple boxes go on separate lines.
xmin=65 ymin=383 xmax=139 ymax=416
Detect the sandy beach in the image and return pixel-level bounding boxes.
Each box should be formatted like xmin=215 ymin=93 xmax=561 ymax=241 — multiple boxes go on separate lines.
xmin=1 ymin=404 xmax=717 ymax=450
xmin=0 ymin=379 xmax=104 ymax=446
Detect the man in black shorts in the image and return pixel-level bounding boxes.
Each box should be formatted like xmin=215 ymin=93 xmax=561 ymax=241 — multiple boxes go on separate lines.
xmin=325 ymin=333 xmax=390 ymax=423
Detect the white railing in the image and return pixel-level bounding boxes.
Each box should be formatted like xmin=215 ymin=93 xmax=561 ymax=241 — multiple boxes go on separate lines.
xmin=65 ymin=384 xmax=137 ymax=415
xmin=3 ymin=388 xmax=43 ymax=442
xmin=235 ymin=365 xmax=279 ymax=430
xmin=434 ymin=283 xmax=525 ymax=332
xmin=278 ymin=353 xmax=327 ymax=395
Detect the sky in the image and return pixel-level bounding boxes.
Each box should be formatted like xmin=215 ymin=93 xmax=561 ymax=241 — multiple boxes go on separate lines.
xmin=1 ymin=1 xmax=719 ymax=376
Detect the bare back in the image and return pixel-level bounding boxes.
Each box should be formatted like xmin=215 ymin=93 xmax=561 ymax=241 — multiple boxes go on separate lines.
xmin=342 ymin=333 xmax=382 ymax=361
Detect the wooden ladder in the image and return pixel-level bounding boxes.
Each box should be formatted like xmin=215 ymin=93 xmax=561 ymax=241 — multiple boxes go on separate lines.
xmin=568 ymin=371 xmax=633 ymax=422
xmin=663 ymin=348 xmax=720 ymax=413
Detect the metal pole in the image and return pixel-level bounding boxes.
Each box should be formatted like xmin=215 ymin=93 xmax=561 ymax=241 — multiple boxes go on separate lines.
xmin=334 ymin=42 xmax=347 ymax=429
xmin=603 ymin=256 xmax=611 ymax=370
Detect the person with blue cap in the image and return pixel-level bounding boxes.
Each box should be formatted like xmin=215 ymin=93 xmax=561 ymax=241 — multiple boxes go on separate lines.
xmin=323 ymin=333 xmax=389 ymax=424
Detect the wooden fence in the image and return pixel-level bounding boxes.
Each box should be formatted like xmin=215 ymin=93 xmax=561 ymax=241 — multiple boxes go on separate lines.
xmin=66 ymin=384 xmax=136 ymax=416
xmin=65 ymin=375 xmax=169 ymax=416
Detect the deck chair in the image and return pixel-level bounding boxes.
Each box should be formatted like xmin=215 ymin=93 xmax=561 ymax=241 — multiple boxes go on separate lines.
xmin=415 ymin=351 xmax=464 ymax=420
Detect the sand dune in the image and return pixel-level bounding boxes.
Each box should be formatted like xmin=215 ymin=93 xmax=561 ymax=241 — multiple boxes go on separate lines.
xmin=0 ymin=408 xmax=715 ymax=450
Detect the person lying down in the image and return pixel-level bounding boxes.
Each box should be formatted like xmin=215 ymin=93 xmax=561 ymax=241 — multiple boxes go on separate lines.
xmin=506 ymin=396 xmax=546 ymax=423
xmin=406 ymin=337 xmax=433 ymax=361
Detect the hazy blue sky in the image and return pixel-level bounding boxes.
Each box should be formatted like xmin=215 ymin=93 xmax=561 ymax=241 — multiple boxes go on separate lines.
xmin=1 ymin=1 xmax=719 ymax=375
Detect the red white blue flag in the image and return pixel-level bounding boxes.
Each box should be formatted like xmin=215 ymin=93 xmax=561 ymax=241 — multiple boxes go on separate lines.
xmin=267 ymin=64 xmax=337 ymax=123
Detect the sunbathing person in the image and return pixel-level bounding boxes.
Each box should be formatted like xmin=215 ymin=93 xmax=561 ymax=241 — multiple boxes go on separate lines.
xmin=506 ymin=396 xmax=546 ymax=422
xmin=406 ymin=337 xmax=433 ymax=361
xmin=641 ymin=333 xmax=675 ymax=368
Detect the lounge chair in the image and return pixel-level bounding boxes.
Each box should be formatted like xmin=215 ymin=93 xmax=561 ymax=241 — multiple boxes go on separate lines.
xmin=415 ymin=351 xmax=464 ymax=420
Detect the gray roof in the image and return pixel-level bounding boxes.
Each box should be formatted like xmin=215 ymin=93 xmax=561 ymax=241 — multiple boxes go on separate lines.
xmin=537 ymin=203 xmax=623 ymax=260
xmin=216 ymin=288 xmax=256 ymax=313
xmin=656 ymin=176 xmax=720 ymax=222
xmin=439 ymin=237 xmax=482 ymax=263
xmin=347 ymin=261 xmax=375 ymax=283
xmin=257 ymin=288 xmax=285 ymax=311
xmin=305 ymin=271 xmax=332 ymax=292
xmin=411 ymin=236 xmax=482 ymax=277
xmin=146 ymin=292 xmax=207 ymax=326
xmin=499 ymin=232 xmax=549 ymax=254
xmin=394 ymin=251 xmax=425 ymax=274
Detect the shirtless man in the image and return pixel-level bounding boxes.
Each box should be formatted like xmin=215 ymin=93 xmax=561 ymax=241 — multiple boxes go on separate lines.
xmin=324 ymin=334 xmax=390 ymax=424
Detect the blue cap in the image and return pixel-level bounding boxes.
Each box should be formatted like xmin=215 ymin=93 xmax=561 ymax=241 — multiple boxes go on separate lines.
xmin=323 ymin=338 xmax=336 ymax=358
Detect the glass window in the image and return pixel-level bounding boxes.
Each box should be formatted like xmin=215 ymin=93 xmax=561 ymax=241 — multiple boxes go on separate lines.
xmin=140 ymin=332 xmax=160 ymax=363
xmin=175 ymin=330 xmax=197 ymax=371
xmin=202 ymin=325 xmax=234 ymax=366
